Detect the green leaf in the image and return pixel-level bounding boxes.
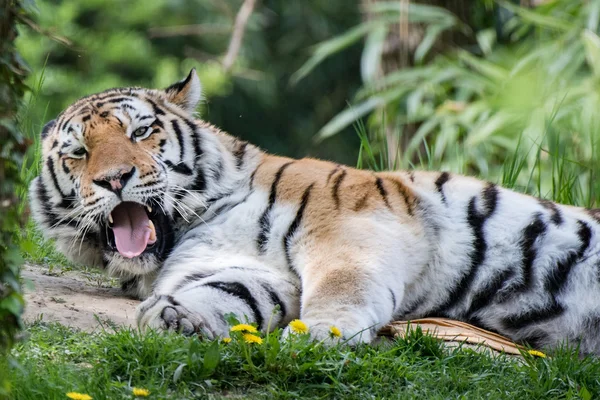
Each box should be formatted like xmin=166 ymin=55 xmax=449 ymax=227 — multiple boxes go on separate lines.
xmin=361 ymin=25 xmax=387 ymax=83
xmin=476 ymin=29 xmax=496 ymax=56
xmin=458 ymin=51 xmax=508 ymax=82
xmin=173 ymin=363 xmax=186 ymax=384
xmin=291 ymin=22 xmax=376 ymax=85
xmin=315 ymin=87 xmax=408 ymax=141
xmin=582 ymin=30 xmax=600 ymax=78
xmin=498 ymin=1 xmax=574 ymax=31
xmin=202 ymin=341 xmax=220 ymax=377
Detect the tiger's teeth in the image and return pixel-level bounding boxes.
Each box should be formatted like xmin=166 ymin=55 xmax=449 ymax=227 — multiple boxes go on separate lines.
xmin=146 ymin=205 xmax=152 ymax=213
xmin=108 ymin=213 xmax=114 ymax=225
xmin=148 ymin=219 xmax=156 ymax=242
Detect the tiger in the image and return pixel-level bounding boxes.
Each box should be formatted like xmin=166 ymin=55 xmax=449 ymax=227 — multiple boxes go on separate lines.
xmin=29 ymin=69 xmax=600 ymax=354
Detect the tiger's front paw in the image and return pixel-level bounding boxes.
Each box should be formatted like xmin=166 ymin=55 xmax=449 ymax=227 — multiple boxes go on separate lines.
xmin=136 ymin=294 xmax=215 ymax=339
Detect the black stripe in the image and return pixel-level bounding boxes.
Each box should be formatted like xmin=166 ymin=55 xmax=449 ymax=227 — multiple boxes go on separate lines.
xmin=326 ymin=166 xmax=340 ymax=184
xmin=502 ymin=220 xmax=591 ymax=330
xmin=435 ymin=172 xmax=450 ymax=204
xmin=375 ymin=177 xmax=391 ymax=209
xmin=146 ymin=98 xmax=166 ymax=116
xmin=164 ymin=160 xmax=193 ymax=175
xmin=61 ymin=159 xmax=70 ymax=175
xmin=60 ymin=116 xmax=73 ymax=132
xmin=204 ymin=281 xmax=264 ymax=329
xmin=331 ymin=169 xmax=346 ymax=210
xmin=430 ymin=184 xmax=498 ymax=316
xmin=390 ymin=179 xmax=414 ymax=215
xmin=42 ymin=120 xmax=56 ymax=139
xmin=466 ymin=268 xmax=514 ymax=319
xmin=212 ymin=157 xmax=224 ymax=182
xmin=503 ymin=300 xmax=564 ymax=331
xmin=190 ymin=168 xmax=206 ymax=192
xmin=173 ymin=272 xmax=213 ymax=292
xmin=257 ymin=162 xmax=293 ymax=252
xmin=497 ymin=213 xmax=546 ymax=301
xmin=389 ymin=289 xmax=397 ymax=313
xmin=171 ymin=120 xmax=186 ymax=162
xmin=261 ymin=283 xmax=287 ymax=320
xmin=46 ymin=157 xmax=73 ymax=208
xmin=545 ymin=220 xmax=591 ymax=294
xmin=95 ymin=97 xmax=132 ymax=108
xmin=233 ymin=141 xmax=248 ymax=169
xmin=153 ymin=118 xmax=164 ymax=129
xmin=283 ymin=183 xmax=314 ymax=269
xmin=103 ymin=97 xmax=132 ymax=104
xmin=81 ymin=115 xmax=91 ymax=122
xmin=182 ymin=118 xmax=201 ymax=156
xmin=539 ymin=199 xmax=563 ymax=225
xmin=36 ymin=179 xmax=78 ymax=229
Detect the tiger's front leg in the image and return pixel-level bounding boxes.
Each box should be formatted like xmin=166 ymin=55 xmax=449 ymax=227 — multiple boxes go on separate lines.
xmin=136 ymin=262 xmax=300 ymax=338
xmin=294 ymin=257 xmax=403 ymax=345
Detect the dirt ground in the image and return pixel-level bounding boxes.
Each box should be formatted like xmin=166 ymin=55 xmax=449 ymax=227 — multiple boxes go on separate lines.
xmin=21 ymin=264 xmax=139 ymax=332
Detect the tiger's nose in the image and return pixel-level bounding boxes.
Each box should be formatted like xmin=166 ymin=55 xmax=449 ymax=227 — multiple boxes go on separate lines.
xmin=92 ymin=166 xmax=136 ymax=196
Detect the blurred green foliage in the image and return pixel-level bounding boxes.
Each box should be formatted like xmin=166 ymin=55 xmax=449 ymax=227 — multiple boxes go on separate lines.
xmin=17 ymin=0 xmax=363 ymax=164
xmin=1 ymin=0 xmax=31 ymax=395
xmin=298 ymin=0 xmax=600 ymax=206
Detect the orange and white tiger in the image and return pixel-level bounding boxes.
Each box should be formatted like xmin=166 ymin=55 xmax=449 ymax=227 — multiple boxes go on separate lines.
xmin=30 ymin=69 xmax=600 ymax=353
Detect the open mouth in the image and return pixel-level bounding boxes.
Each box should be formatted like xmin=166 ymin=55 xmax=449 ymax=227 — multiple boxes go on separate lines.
xmin=102 ymin=201 xmax=172 ymax=259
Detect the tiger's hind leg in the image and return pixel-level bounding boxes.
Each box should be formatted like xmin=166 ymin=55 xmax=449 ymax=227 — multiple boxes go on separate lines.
xmin=136 ymin=263 xmax=300 ymax=338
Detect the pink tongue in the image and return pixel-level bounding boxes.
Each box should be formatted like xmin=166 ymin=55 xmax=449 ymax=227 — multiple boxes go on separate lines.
xmin=111 ymin=203 xmax=151 ymax=258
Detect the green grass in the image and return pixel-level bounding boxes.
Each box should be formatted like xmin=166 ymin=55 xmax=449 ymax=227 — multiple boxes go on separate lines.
xmin=6 ymin=321 xmax=599 ymax=399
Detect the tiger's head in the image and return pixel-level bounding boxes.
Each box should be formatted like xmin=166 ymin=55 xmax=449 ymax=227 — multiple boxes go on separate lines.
xmin=29 ymin=70 xmax=223 ymax=287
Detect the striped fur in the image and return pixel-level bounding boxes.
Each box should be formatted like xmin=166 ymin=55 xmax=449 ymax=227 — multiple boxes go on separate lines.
xmin=31 ymin=70 xmax=600 ymax=353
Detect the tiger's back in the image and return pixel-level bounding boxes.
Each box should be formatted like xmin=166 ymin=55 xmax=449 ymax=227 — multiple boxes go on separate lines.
xmin=30 ymin=69 xmax=600 ymax=354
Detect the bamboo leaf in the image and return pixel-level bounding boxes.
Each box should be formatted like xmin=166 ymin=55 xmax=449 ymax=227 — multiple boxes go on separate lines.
xmin=414 ymin=23 xmax=449 ymax=64
xmin=498 ymin=1 xmax=574 ymax=31
xmin=361 ymin=25 xmax=387 ymax=83
xmin=582 ymin=30 xmax=600 ymax=78
xmin=291 ymin=22 xmax=375 ymax=85
xmin=459 ymin=51 xmax=508 ymax=82
xmin=315 ymin=87 xmax=407 ymax=142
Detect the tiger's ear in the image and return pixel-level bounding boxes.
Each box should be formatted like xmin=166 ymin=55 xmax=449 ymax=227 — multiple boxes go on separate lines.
xmin=41 ymin=119 xmax=56 ymax=139
xmin=164 ymin=68 xmax=202 ymax=113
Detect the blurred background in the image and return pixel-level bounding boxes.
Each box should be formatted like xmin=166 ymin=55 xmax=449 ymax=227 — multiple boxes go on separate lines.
xmin=17 ymin=0 xmax=600 ymax=205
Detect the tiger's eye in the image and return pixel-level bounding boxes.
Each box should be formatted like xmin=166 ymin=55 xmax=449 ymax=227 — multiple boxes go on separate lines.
xmin=133 ymin=126 xmax=150 ymax=138
xmin=72 ymin=147 xmax=87 ymax=157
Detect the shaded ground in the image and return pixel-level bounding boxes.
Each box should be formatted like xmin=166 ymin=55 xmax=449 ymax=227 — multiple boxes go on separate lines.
xmin=21 ymin=264 xmax=139 ymax=332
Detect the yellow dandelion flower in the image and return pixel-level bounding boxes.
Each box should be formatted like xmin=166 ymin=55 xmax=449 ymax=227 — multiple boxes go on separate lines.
xmin=242 ymin=333 xmax=263 ymax=344
xmin=527 ymin=350 xmax=547 ymax=358
xmin=329 ymin=326 xmax=342 ymax=338
xmin=222 ymin=337 xmax=232 ymax=343
xmin=230 ymin=323 xmax=258 ymax=333
xmin=132 ymin=387 xmax=150 ymax=397
xmin=66 ymin=393 xmax=92 ymax=400
xmin=289 ymin=319 xmax=309 ymax=334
